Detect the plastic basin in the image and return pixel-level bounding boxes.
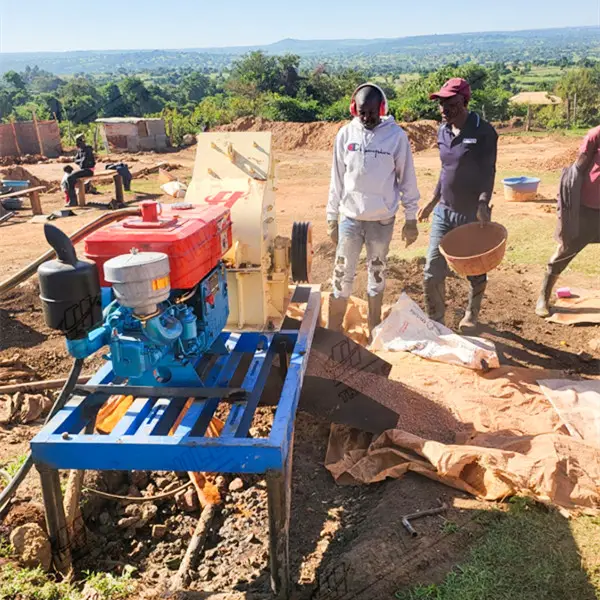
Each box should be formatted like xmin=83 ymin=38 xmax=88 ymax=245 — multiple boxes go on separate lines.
xmin=440 ymin=221 xmax=508 ymax=277
xmin=502 ymin=176 xmax=540 ymax=202
xmin=1 ymin=180 xmax=30 ymax=188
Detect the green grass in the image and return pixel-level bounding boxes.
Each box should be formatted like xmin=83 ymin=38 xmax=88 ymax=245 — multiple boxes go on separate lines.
xmin=502 ymin=128 xmax=588 ymax=139
xmin=82 ymin=569 xmax=136 ymax=600
xmin=3 ymin=454 xmax=28 ymax=478
xmin=0 ymin=565 xmax=137 ymax=600
xmin=513 ymin=65 xmax=563 ymax=90
xmin=0 ymin=538 xmax=13 ymax=558
xmin=440 ymin=520 xmax=460 ymax=535
xmin=394 ymin=498 xmax=600 ymax=600
xmin=0 ymin=564 xmax=80 ymax=600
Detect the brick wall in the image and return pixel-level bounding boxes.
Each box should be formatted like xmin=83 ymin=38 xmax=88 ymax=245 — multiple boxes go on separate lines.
xmin=0 ymin=120 xmax=62 ymax=158
xmin=0 ymin=124 xmax=18 ymax=157
xmin=38 ymin=121 xmax=62 ymax=157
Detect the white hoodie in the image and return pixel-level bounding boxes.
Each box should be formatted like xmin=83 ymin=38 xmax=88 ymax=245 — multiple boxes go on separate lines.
xmin=327 ymin=115 xmax=420 ymax=222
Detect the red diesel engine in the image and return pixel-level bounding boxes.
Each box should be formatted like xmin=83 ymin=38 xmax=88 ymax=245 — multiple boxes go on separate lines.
xmin=84 ymin=201 xmax=232 ymax=289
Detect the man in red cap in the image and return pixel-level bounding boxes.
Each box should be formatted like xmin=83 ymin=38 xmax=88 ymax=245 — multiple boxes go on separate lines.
xmin=417 ymin=77 xmax=498 ymax=332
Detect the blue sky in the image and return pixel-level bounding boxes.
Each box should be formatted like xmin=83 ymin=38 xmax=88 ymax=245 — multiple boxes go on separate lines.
xmin=0 ymin=0 xmax=598 ymax=53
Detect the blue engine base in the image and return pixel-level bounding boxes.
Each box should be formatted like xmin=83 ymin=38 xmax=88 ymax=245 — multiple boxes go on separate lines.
xmin=30 ymin=287 xmax=320 ymax=474
xmin=29 ymin=286 xmax=320 ymax=599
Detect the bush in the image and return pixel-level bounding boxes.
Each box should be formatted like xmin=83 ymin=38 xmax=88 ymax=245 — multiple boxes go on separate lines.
xmin=319 ymin=96 xmax=352 ymax=121
xmin=260 ymin=94 xmax=319 ymax=122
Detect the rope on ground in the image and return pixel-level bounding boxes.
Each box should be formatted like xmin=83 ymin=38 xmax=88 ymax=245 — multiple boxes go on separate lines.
xmin=82 ymin=480 xmax=193 ymax=503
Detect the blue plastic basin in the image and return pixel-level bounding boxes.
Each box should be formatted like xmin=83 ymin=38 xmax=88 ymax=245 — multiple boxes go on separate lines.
xmin=1 ymin=180 xmax=30 ymax=190
xmin=502 ymin=177 xmax=540 ymax=193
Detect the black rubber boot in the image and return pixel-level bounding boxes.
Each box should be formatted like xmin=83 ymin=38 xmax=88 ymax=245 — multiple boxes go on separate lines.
xmin=368 ymin=293 xmax=384 ymax=343
xmin=424 ymin=279 xmax=446 ymax=325
xmin=327 ymin=294 xmax=348 ymax=332
xmin=459 ymin=281 xmax=487 ymax=334
xmin=535 ymin=272 xmax=559 ymax=318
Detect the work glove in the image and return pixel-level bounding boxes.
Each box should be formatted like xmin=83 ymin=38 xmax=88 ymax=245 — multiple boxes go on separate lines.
xmin=477 ymin=202 xmax=492 ymax=224
xmin=402 ymin=220 xmax=419 ymax=247
xmin=327 ymin=220 xmax=339 ymax=245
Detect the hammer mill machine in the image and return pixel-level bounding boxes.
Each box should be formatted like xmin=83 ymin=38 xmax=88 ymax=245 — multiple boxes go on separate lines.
xmin=29 ymin=132 xmax=316 ymax=598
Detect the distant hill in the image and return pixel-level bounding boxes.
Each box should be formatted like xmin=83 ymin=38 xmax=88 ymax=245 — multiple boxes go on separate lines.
xmin=2 ymin=26 xmax=600 ymax=75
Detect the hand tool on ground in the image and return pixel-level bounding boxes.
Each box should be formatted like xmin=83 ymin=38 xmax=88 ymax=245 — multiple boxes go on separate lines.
xmin=401 ymin=502 xmax=448 ymax=537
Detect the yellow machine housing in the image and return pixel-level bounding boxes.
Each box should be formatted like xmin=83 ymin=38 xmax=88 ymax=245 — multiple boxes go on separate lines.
xmin=185 ymin=132 xmax=299 ymax=330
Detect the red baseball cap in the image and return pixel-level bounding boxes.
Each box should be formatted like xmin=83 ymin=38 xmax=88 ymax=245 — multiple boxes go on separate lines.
xmin=430 ymin=78 xmax=471 ymax=102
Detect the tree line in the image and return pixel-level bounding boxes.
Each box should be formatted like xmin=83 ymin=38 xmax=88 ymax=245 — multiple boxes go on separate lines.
xmin=0 ymin=52 xmax=598 ymax=148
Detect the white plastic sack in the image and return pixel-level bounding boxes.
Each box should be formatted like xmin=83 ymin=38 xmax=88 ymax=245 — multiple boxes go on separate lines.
xmin=161 ymin=180 xmax=187 ymax=198
xmin=538 ymin=379 xmax=600 ymax=445
xmin=370 ymin=293 xmax=499 ymax=371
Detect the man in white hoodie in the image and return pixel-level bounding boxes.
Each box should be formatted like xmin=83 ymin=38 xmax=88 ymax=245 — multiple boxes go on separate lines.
xmin=326 ymin=83 xmax=420 ymax=338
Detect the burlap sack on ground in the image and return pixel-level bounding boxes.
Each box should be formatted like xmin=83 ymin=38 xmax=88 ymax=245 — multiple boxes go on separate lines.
xmin=323 ymin=350 xmax=600 ymax=512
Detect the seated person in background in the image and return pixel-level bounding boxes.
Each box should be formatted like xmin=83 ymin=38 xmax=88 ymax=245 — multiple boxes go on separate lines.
xmin=65 ymin=134 xmax=96 ymax=207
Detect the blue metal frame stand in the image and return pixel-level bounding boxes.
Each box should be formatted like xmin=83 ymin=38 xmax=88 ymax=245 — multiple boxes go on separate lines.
xmin=30 ymin=287 xmax=321 ymax=598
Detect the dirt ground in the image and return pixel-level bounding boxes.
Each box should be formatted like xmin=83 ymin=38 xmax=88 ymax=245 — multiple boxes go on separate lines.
xmin=1 ymin=129 xmax=598 ymax=599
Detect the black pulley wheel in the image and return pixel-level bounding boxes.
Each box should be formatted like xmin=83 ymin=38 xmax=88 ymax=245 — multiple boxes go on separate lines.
xmin=291 ymin=222 xmax=313 ymax=283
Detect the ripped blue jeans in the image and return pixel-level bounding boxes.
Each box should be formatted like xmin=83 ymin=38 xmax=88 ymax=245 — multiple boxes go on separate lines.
xmin=332 ymin=216 xmax=395 ymax=299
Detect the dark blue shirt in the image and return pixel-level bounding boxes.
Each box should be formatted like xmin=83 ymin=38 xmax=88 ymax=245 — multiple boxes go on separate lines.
xmin=434 ymin=112 xmax=498 ymax=218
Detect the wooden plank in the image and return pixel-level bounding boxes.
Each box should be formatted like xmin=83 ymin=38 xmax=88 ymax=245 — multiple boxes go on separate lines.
xmin=37 ymin=466 xmax=71 ymax=575
xmin=109 ymin=396 xmax=156 ymax=437
xmin=266 ymin=430 xmax=294 ymax=599
xmin=86 ymin=172 xmax=118 ymax=180
xmin=30 ymin=189 xmax=42 ymax=215
xmin=0 ymin=186 xmax=46 ymax=200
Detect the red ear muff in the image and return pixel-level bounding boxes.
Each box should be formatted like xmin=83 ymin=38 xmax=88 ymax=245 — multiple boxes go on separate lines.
xmin=350 ymin=84 xmax=387 ymax=118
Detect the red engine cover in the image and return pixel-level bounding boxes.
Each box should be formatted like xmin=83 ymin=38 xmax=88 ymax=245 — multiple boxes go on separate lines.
xmin=85 ymin=203 xmax=232 ymax=289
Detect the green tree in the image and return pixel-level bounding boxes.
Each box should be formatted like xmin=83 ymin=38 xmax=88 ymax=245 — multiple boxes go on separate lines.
xmin=101 ymin=82 xmax=128 ymax=117
xmin=260 ymin=93 xmax=319 ymax=122
xmin=227 ymin=51 xmax=301 ymax=98
xmin=556 ymin=67 xmax=600 ymax=126
xmin=3 ymin=70 xmax=26 ymax=91
xmin=120 ymin=77 xmax=163 ymax=116
xmin=181 ymin=71 xmax=213 ymax=103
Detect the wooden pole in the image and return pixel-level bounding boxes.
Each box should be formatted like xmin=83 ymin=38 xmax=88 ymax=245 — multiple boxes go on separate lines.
xmin=37 ymin=466 xmax=72 ymax=575
xmin=76 ymin=180 xmax=86 ymax=207
xmin=32 ymin=110 xmax=44 ymax=156
xmin=114 ymin=174 xmax=124 ymax=205
xmin=526 ymin=105 xmax=532 ymax=132
xmin=566 ymin=98 xmax=571 ymax=128
xmin=573 ymin=93 xmax=578 ymax=126
xmin=10 ymin=121 xmax=22 ymax=157
xmin=29 ymin=189 xmax=42 ymax=216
